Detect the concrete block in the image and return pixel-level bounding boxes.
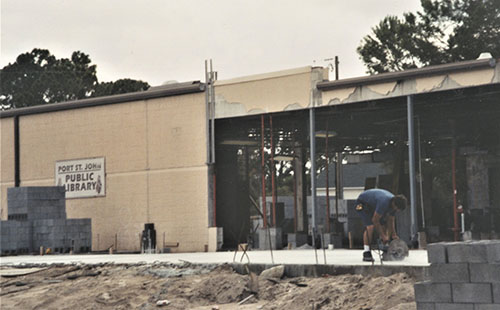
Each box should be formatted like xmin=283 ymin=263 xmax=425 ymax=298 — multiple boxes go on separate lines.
xmin=25 ymin=186 xmax=65 ymax=199
xmin=493 ymin=284 xmax=500 ymax=304
xmin=483 ymin=241 xmax=500 ymax=263
xmin=474 ymin=305 xmax=500 ymax=310
xmin=414 ymin=281 xmax=452 ymax=303
xmin=427 ymin=242 xmax=448 ymax=263
xmin=7 ymin=187 xmax=28 ymax=200
xmin=447 ymin=242 xmax=487 ymax=263
xmin=258 ymin=227 xmax=282 ymax=250
xmin=470 ymin=264 xmax=500 ymax=283
xmin=452 ymin=283 xmax=492 ymax=303
xmin=6 ymin=200 xmax=28 ymax=214
xmin=435 ymin=304 xmax=473 ymax=310
xmin=287 ymin=233 xmax=308 ymax=248
xmin=322 ymin=233 xmax=342 ymax=249
xmin=447 ymin=241 xmax=500 ymax=263
xmin=430 ymin=263 xmax=470 ymax=283
xmin=416 ymin=303 xmax=435 ymax=310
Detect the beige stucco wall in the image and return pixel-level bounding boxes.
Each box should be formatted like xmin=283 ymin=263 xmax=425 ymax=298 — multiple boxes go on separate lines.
xmin=214 ymin=66 xmax=325 ymax=118
xmin=1 ymin=92 xmax=208 ymax=252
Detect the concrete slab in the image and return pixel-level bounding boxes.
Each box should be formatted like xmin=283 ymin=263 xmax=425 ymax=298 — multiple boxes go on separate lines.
xmin=0 ymin=249 xmax=429 ymax=267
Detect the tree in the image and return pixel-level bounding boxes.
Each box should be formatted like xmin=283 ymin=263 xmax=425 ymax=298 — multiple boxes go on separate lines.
xmin=1 ymin=48 xmax=150 ymax=109
xmin=357 ymin=0 xmax=500 ymax=74
xmin=92 ymin=78 xmax=149 ymax=97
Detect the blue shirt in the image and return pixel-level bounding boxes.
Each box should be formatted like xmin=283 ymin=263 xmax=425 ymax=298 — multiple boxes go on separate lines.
xmin=356 ymin=189 xmax=395 ymax=217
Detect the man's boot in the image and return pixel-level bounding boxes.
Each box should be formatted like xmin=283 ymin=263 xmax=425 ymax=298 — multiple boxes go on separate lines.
xmin=363 ymin=251 xmax=374 ymax=262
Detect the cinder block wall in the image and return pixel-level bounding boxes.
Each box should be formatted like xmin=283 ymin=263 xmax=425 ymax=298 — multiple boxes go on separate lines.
xmin=414 ymin=240 xmax=500 ymax=309
xmin=1 ymin=187 xmax=91 ymax=255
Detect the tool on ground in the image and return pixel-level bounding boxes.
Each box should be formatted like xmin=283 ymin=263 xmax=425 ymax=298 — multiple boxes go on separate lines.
xmin=382 ymin=239 xmax=409 ymax=261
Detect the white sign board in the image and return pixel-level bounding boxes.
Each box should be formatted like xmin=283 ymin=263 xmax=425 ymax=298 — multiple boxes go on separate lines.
xmin=55 ymin=157 xmax=105 ymax=198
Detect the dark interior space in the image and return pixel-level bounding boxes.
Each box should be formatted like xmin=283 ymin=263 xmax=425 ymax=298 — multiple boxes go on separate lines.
xmin=214 ymin=83 xmax=500 ymax=249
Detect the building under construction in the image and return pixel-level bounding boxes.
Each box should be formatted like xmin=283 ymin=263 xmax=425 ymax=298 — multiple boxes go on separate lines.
xmin=1 ymin=58 xmax=499 ymax=253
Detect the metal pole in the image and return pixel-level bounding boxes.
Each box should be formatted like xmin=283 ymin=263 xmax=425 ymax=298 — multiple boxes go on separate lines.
xmin=325 ymin=123 xmax=330 ymax=233
xmin=335 ymin=152 xmax=341 ymax=220
xmin=407 ymin=95 xmax=418 ymax=242
xmin=292 ymin=135 xmax=297 ymax=233
xmin=417 ymin=117 xmax=425 ymax=229
xmin=309 ymin=106 xmax=317 ymax=248
xmin=334 ymin=56 xmax=339 ymax=81
xmin=210 ymin=60 xmax=216 ymax=164
xmin=270 ymin=115 xmax=276 ymax=227
xmin=213 ymin=172 xmax=217 ymax=227
xmin=452 ymin=136 xmax=459 ymax=241
xmin=14 ymin=115 xmax=21 ymax=187
xmin=261 ymin=115 xmax=267 ymax=228
xmin=204 ymin=60 xmax=211 ymax=164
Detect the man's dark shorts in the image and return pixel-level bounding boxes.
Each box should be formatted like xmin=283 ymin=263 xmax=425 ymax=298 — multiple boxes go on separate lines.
xmin=356 ymin=204 xmax=387 ymax=227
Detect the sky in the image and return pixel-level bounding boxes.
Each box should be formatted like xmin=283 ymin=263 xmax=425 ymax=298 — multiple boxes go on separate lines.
xmin=1 ymin=0 xmax=422 ymax=86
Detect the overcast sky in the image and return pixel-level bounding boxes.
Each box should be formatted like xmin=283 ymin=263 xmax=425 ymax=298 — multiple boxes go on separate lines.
xmin=1 ymin=0 xmax=422 ymax=86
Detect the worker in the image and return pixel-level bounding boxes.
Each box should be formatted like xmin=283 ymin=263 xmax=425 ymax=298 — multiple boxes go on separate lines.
xmin=355 ymin=188 xmax=407 ymax=262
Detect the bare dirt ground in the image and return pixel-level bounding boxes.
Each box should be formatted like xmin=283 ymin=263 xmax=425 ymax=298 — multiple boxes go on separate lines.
xmin=0 ymin=262 xmax=417 ymax=310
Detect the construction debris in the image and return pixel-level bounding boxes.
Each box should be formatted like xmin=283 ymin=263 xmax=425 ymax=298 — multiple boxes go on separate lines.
xmin=259 ymin=265 xmax=285 ymax=279
xmin=156 ymin=299 xmax=170 ymax=306
xmin=0 ymin=263 xmax=417 ymax=309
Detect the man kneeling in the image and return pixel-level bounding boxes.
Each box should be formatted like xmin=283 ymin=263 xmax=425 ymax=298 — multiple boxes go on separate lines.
xmin=355 ymin=188 xmax=407 ymax=262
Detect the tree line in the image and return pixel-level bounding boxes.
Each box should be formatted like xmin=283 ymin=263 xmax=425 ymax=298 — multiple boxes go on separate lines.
xmin=1 ymin=0 xmax=499 ymax=109
xmin=0 ymin=49 xmax=149 ymax=110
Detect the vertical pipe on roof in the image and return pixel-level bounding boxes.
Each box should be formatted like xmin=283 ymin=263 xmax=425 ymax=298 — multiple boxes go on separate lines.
xmin=407 ymin=95 xmax=418 ymax=242
xmin=334 ymin=56 xmax=339 ymax=81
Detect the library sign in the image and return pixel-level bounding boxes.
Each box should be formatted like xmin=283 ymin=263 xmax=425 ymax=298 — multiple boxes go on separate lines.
xmin=55 ymin=157 xmax=105 ymax=198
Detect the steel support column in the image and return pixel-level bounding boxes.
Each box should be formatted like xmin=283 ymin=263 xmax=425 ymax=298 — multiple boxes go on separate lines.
xmin=261 ymin=115 xmax=268 ymax=228
xmin=270 ymin=115 xmax=276 ymax=227
xmin=407 ymin=95 xmax=418 ymax=242
xmin=309 ymin=107 xmax=317 ymax=247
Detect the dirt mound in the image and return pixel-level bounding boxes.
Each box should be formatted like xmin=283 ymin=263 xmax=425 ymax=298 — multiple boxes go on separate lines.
xmin=257 ymin=273 xmax=415 ymax=310
xmin=1 ymin=264 xmax=417 ymax=310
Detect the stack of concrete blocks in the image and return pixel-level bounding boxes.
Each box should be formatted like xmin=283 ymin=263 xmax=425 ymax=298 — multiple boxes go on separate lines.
xmin=0 ymin=221 xmax=32 ymax=254
xmin=287 ymin=232 xmax=308 ymax=248
xmin=0 ymin=187 xmax=91 ymax=255
xmin=322 ymin=233 xmax=342 ymax=249
xmin=258 ymin=227 xmax=282 ymax=250
xmin=414 ymin=240 xmax=500 ymax=309
xmin=32 ymin=219 xmax=92 ymax=253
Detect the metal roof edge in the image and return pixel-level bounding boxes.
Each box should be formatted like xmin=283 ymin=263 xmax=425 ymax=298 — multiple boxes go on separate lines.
xmin=0 ymin=81 xmax=205 ymax=118
xmin=317 ymin=58 xmax=497 ymax=91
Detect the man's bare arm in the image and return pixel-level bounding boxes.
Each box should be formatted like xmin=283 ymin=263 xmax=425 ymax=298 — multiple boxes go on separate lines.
xmin=372 ymin=212 xmax=389 ymax=243
xmin=387 ymin=215 xmax=398 ymax=240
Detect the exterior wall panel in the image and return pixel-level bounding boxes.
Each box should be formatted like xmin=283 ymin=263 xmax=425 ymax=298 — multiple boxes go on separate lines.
xmin=149 ymin=168 xmax=208 ymax=252
xmin=1 ymin=92 xmax=208 ymax=252
xmin=214 ymin=67 xmax=324 ymax=119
